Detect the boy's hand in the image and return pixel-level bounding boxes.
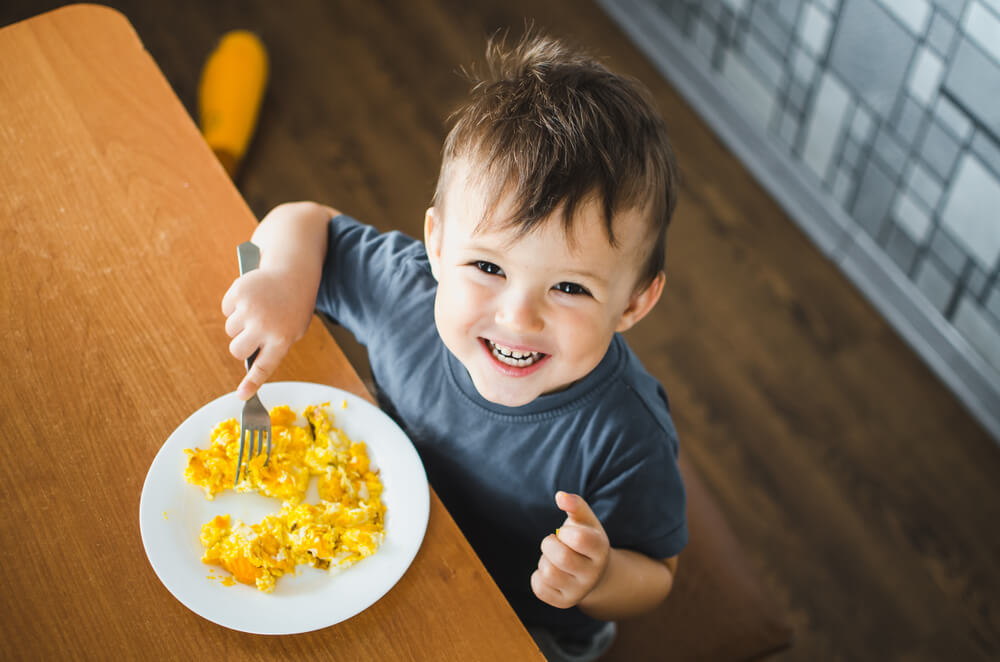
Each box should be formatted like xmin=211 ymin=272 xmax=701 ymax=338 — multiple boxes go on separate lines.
xmin=221 ymin=266 xmax=315 ymax=399
xmin=531 ymin=491 xmax=610 ymax=610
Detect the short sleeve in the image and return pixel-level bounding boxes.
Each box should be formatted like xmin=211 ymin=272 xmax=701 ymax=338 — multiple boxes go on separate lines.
xmin=315 ymin=214 xmax=428 ymax=346
xmin=587 ymin=431 xmax=688 ymax=560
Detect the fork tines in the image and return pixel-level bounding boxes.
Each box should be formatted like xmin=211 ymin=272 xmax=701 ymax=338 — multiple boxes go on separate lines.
xmin=235 ymin=425 xmax=270 ymax=486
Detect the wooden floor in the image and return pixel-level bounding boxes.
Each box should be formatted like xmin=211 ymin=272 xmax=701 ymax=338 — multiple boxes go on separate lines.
xmin=6 ymin=1 xmax=998 ymax=659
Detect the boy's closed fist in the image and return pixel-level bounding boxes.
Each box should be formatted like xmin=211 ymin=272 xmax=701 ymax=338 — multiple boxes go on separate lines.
xmin=531 ymin=491 xmax=610 ymax=610
xmin=222 ymin=267 xmax=313 ymax=399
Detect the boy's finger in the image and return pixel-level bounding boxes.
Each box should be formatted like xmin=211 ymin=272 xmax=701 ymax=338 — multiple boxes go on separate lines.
xmin=530 ymin=570 xmax=573 ymax=610
xmin=235 ymin=376 xmax=258 ymax=401
xmin=245 ymin=345 xmax=279 ymax=386
xmin=540 ymin=533 xmax=588 ymax=575
xmin=229 ymin=331 xmax=258 ymax=361
xmin=224 ymin=311 xmax=245 ymax=338
xmin=537 ymin=555 xmax=574 ymax=587
xmin=555 ymin=491 xmax=602 ymax=529
xmin=555 ymin=524 xmax=606 ymax=560
xmin=221 ymin=279 xmax=240 ymax=316
xmin=233 ymin=344 xmax=274 ymax=400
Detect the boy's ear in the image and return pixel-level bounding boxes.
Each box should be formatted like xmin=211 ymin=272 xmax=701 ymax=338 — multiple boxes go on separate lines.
xmin=615 ymin=271 xmax=665 ymax=333
xmin=424 ymin=206 xmax=442 ymax=280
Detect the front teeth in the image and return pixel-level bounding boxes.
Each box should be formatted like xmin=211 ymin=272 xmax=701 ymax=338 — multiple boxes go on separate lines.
xmin=488 ymin=341 xmax=543 ymax=367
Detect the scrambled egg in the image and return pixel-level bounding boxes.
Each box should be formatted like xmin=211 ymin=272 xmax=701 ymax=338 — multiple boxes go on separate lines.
xmin=184 ymin=403 xmax=385 ymax=592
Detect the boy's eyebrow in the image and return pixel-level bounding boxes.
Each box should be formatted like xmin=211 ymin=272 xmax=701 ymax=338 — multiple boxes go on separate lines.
xmin=561 ymin=267 xmax=607 ymax=284
xmin=462 ymin=239 xmax=505 ymax=257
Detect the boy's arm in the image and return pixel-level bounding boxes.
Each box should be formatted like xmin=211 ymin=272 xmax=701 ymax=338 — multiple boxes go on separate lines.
xmin=579 ymin=550 xmax=678 ymax=621
xmin=531 ymin=491 xmax=679 ymax=621
xmin=221 ymin=201 xmax=337 ymax=399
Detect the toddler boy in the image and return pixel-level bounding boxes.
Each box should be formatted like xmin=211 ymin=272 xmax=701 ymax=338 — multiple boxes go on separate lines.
xmin=222 ymin=33 xmax=686 ymax=661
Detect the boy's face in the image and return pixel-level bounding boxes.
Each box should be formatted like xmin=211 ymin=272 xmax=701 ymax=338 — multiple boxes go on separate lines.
xmin=425 ymin=161 xmax=664 ymax=407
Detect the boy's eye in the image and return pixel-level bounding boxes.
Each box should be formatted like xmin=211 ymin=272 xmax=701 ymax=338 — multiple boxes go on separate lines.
xmin=475 ymin=261 xmax=504 ymax=276
xmin=553 ymin=282 xmax=591 ymax=296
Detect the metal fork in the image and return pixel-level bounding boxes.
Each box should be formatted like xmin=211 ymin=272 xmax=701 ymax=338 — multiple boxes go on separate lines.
xmin=235 ymin=241 xmax=271 ymax=486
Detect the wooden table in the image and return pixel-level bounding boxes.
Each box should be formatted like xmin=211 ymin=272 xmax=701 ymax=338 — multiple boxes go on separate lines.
xmin=0 ymin=6 xmax=542 ymax=660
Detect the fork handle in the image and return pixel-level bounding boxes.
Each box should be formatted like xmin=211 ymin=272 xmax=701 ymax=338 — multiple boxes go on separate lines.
xmin=238 ymin=241 xmax=262 ymax=375
xmin=238 ymin=240 xmax=260 ymax=273
xmin=245 ymin=348 xmax=260 ymax=373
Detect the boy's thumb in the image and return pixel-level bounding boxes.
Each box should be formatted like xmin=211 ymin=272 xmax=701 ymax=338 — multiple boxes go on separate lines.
xmin=555 ymin=491 xmax=599 ymax=527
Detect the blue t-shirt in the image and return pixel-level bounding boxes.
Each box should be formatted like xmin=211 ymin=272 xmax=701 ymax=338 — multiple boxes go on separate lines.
xmin=316 ymin=214 xmax=687 ymax=636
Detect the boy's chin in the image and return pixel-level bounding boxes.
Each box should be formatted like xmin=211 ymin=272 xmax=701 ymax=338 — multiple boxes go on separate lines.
xmin=476 ymin=387 xmax=538 ymax=408
xmin=470 ymin=376 xmax=541 ymax=408
xmin=470 ymin=374 xmax=581 ymax=408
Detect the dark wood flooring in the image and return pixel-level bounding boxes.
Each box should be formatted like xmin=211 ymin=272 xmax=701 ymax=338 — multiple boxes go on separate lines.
xmin=6 ymin=1 xmax=998 ymax=659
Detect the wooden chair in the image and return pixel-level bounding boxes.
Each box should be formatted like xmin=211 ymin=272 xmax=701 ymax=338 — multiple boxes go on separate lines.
xmin=603 ymin=455 xmax=793 ymax=661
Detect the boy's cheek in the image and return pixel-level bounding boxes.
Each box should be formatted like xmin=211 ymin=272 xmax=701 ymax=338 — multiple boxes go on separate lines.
xmin=439 ymin=276 xmax=493 ymax=315
xmin=434 ymin=283 xmax=483 ymax=345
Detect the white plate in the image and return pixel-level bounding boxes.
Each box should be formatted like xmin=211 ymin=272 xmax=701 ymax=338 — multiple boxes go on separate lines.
xmin=139 ymin=382 xmax=429 ymax=634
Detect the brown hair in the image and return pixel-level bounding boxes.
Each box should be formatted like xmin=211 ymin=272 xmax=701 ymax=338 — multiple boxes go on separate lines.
xmin=433 ymin=32 xmax=679 ymax=288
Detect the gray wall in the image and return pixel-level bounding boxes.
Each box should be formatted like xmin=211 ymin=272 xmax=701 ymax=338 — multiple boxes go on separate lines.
xmin=600 ymin=0 xmax=1000 ymax=440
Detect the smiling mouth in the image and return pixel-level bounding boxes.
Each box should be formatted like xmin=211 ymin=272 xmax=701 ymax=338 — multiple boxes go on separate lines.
xmin=485 ymin=339 xmax=546 ymax=367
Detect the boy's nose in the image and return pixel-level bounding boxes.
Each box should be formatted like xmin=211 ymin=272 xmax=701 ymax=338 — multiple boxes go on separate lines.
xmin=495 ymin=291 xmax=544 ymax=334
